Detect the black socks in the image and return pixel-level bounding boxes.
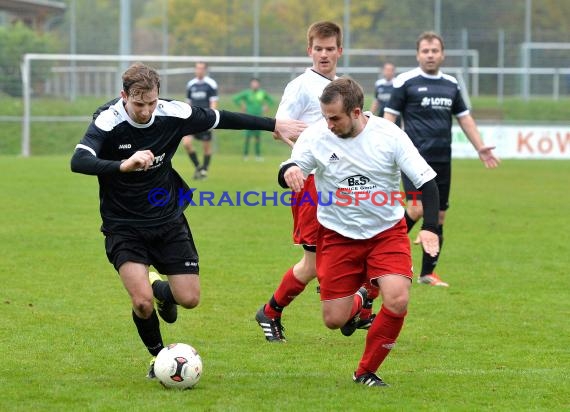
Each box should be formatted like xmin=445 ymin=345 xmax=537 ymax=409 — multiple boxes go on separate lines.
xmin=152 ymin=280 xmax=177 ymax=305
xmin=132 ymin=310 xmax=164 ymax=356
xmin=189 ymin=152 xmax=200 ymax=168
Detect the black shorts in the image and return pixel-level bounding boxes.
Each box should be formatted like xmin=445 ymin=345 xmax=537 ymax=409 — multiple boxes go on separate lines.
xmin=194 ymin=131 xmax=213 ymax=141
xmin=103 ymin=214 xmax=199 ymax=275
xmin=402 ymin=162 xmax=450 ymax=211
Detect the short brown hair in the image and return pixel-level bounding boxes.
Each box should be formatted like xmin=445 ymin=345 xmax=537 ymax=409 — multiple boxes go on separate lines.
xmin=319 ymin=76 xmax=363 ymax=115
xmin=416 ymin=31 xmax=445 ymax=51
xmin=122 ymin=62 xmax=160 ymax=97
xmin=307 ymin=21 xmax=342 ymax=48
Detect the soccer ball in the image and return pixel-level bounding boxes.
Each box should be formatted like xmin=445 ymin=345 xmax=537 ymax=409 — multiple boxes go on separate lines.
xmin=153 ymin=343 xmax=203 ymax=389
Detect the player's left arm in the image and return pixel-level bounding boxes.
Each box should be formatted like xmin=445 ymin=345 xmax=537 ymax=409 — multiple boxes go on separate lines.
xmin=417 ymin=179 xmax=440 ymax=257
xmin=209 ymin=80 xmax=219 ymax=111
xmin=277 ymin=132 xmax=316 ymax=191
xmin=395 ymin=128 xmax=439 ymax=256
xmin=263 ymin=91 xmax=274 ymax=114
xmin=456 ymin=114 xmax=500 ymax=168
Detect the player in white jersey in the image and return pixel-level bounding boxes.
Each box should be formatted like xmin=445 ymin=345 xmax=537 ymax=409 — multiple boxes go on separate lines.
xmin=274 ymin=67 xmax=334 ymax=125
xmin=255 ymin=21 xmax=350 ymax=342
xmin=279 ymin=77 xmax=440 ymax=387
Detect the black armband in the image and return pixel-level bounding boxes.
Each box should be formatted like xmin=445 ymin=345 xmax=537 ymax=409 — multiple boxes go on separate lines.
xmin=217 ymin=110 xmax=276 ymax=131
xmin=418 ymin=179 xmax=440 ymax=234
xmin=277 ymin=162 xmax=298 ymax=188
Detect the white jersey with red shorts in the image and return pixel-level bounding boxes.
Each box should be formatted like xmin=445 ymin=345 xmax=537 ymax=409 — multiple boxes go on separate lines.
xmin=276 ymin=68 xmax=336 ymax=246
xmin=283 ymin=114 xmax=437 ymax=299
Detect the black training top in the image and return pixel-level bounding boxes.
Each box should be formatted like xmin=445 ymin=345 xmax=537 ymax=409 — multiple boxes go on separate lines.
xmin=385 ymin=67 xmax=469 ymax=163
xmin=373 ymin=77 xmax=394 ymax=117
xmin=71 ymin=98 xmax=275 ymax=230
xmin=186 ymin=76 xmax=218 ymax=108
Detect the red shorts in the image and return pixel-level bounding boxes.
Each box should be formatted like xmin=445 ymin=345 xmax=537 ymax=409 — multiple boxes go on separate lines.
xmin=316 ymin=218 xmax=412 ymax=301
xmin=291 ymin=174 xmax=319 ymax=246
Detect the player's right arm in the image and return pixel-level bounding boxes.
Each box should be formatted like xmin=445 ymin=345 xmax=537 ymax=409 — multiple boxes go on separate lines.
xmin=273 ymin=80 xmax=308 ymax=147
xmin=232 ymin=90 xmax=246 ymax=111
xmin=370 ymin=98 xmax=379 ymax=115
xmin=71 ymin=129 xmax=155 ymax=174
xmin=384 ymin=76 xmax=405 ymax=123
xmin=383 ymin=112 xmax=398 ymax=123
xmin=277 ymin=129 xmax=316 ymax=191
xmin=70 ymin=120 xmax=123 ymax=175
xmin=276 ymin=80 xmax=306 ymax=120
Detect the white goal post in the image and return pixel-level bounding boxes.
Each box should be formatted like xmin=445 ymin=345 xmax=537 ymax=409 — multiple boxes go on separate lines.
xmin=21 ymin=53 xmax=312 ymax=157
xmin=21 ymin=51 xmax=480 ymax=157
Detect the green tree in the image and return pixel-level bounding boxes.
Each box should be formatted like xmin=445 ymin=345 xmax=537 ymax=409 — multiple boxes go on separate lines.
xmin=167 ymin=0 xmax=250 ymax=55
xmin=0 ymin=22 xmax=58 ymax=96
xmin=164 ymin=0 xmax=391 ymax=57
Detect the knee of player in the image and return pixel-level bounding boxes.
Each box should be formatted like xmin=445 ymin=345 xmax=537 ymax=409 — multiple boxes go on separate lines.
xmin=177 ymin=293 xmax=200 ymax=309
xmin=383 ymin=295 xmax=409 ymax=315
xmin=299 ymin=258 xmax=318 ymax=278
xmin=132 ymin=297 xmax=155 ymax=318
xmin=322 ymin=312 xmax=345 ymax=329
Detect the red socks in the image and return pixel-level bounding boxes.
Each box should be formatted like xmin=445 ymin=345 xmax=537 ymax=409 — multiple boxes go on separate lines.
xmin=359 ymin=285 xmax=379 ymax=320
xmin=355 ymin=305 xmax=406 ymax=376
xmin=349 ymin=291 xmax=364 ymax=318
xmin=264 ymin=267 xmax=307 ymax=319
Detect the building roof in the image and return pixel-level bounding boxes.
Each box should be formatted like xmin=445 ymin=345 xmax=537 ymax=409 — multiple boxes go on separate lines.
xmin=0 ymin=0 xmax=66 ymax=30
xmin=0 ymin=0 xmax=65 ymax=16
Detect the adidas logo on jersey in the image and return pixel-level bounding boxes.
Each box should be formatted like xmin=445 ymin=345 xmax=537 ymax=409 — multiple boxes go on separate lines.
xmin=329 ymin=153 xmax=340 ymax=162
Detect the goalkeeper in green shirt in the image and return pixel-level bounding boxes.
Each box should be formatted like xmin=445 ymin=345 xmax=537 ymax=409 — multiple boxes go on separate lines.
xmin=233 ymin=78 xmax=274 ymax=160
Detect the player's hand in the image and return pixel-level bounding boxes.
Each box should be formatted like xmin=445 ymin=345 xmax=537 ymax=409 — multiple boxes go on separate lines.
xmin=478 ymin=146 xmax=500 ymax=169
xmin=273 ymin=132 xmax=295 ymax=148
xmin=284 ymin=166 xmax=305 ymax=192
xmin=418 ymin=230 xmax=439 ymax=257
xmin=274 ymin=118 xmax=307 ymax=144
xmin=120 ymin=150 xmax=155 ymax=172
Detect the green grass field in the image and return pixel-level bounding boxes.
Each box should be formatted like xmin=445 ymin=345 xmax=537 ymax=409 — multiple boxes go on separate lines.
xmin=1 ymin=153 xmax=569 ymax=411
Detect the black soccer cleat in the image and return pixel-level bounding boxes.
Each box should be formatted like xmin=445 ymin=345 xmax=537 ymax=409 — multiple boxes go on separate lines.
xmin=156 ymin=297 xmax=177 ymax=324
xmin=356 ymin=313 xmax=376 ymax=330
xmin=149 ymin=271 xmax=178 ymax=324
xmin=255 ymin=305 xmax=286 ymax=342
xmin=353 ymin=372 xmax=389 ymax=387
xmin=340 ymin=287 xmax=368 ymax=336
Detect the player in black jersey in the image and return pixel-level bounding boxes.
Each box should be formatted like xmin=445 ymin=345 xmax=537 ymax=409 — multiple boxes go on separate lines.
xmin=384 ymin=32 xmax=499 ymax=287
xmin=70 ymin=62 xmax=306 ymax=378
xmin=182 ymin=62 xmax=219 ymax=179
xmin=370 ymin=62 xmax=398 ymax=122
